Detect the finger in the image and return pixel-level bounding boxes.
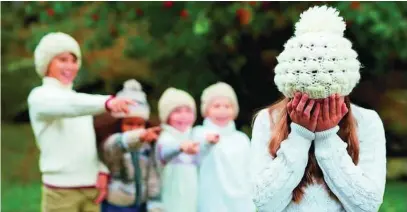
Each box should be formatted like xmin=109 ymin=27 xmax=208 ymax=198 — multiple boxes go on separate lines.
xmin=323 ymin=98 xmax=329 ymax=120
xmin=296 ymin=93 xmax=308 ymax=113
xmin=342 ymin=103 xmax=349 ymax=116
xmin=287 ymin=101 xmax=293 ymax=114
xmin=311 ymin=102 xmax=321 ymax=121
xmin=337 ymin=96 xmax=344 ymax=115
xmin=121 ymin=103 xmax=130 ymax=114
xmin=303 ymin=100 xmax=315 ymax=119
xmin=292 ymin=92 xmax=302 ymax=109
xmin=330 ymin=95 xmax=336 ymax=117
xmin=151 ymin=126 xmax=162 ymax=133
xmin=94 ymin=191 xmax=107 ymax=204
xmin=126 ymin=99 xmax=137 ymax=106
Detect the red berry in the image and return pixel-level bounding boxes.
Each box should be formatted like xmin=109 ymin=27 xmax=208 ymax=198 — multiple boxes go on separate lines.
xmin=180 ymin=9 xmax=188 ymax=18
xmin=163 ymin=1 xmax=173 ymax=8
xmin=236 ymin=8 xmax=245 ymax=17
xmin=46 ymin=8 xmax=55 ymax=16
xmin=350 ymin=2 xmax=360 ymax=10
xmin=249 ymin=1 xmax=257 ymax=6
xmin=92 ymin=14 xmax=99 ymax=21
xmin=136 ymin=8 xmax=143 ymax=16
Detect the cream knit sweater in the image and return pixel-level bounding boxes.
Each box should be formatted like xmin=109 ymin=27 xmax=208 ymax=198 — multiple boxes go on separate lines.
xmin=250 ymin=104 xmax=386 ymax=212
xmin=28 ymin=77 xmax=110 ymax=187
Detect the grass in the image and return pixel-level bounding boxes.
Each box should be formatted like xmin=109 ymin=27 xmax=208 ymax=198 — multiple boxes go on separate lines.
xmin=1 ymin=123 xmax=407 ymax=212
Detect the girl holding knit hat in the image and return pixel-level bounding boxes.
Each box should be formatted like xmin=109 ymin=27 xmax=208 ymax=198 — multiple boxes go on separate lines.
xmin=193 ymin=82 xmax=255 ymax=212
xmin=94 ymin=79 xmax=162 ymax=212
xmin=155 ymin=87 xmax=200 ymax=212
xmin=250 ymin=6 xmax=386 ymax=212
xmin=27 ymin=32 xmax=136 ymax=212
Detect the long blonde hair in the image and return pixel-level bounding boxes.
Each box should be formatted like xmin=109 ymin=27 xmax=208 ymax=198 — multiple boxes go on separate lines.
xmin=267 ymin=96 xmax=359 ymax=202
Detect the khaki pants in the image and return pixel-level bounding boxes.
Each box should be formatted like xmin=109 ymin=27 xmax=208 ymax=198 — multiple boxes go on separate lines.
xmin=41 ymin=186 xmax=100 ymax=212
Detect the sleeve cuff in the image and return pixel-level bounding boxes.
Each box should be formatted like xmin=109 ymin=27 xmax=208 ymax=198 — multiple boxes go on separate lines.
xmin=290 ymin=123 xmax=315 ymax=141
xmin=315 ymin=126 xmax=340 ymax=141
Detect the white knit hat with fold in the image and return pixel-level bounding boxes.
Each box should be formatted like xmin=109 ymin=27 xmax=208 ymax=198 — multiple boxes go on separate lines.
xmin=34 ymin=32 xmax=82 ymax=77
xmin=274 ymin=5 xmax=361 ymax=99
xmin=112 ymin=79 xmax=150 ymax=120
xmin=158 ymin=88 xmax=196 ymax=123
xmin=200 ymin=82 xmax=239 ymax=117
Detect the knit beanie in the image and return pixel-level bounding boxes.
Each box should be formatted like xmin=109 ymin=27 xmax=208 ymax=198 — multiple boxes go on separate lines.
xmin=34 ymin=32 xmax=82 ymax=77
xmin=200 ymin=82 xmax=239 ymax=117
xmin=112 ymin=79 xmax=150 ymax=120
xmin=158 ymin=88 xmax=196 ymax=123
xmin=274 ymin=5 xmax=361 ymax=99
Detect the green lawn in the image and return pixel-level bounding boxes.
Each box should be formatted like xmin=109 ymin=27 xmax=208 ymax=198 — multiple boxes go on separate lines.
xmin=2 ymin=123 xmax=407 ymax=212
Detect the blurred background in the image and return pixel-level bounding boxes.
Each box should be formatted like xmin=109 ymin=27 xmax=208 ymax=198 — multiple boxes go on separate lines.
xmin=1 ymin=1 xmax=407 ymax=212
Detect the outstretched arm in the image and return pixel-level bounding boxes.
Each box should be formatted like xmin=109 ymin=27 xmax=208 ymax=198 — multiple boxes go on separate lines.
xmin=28 ymin=88 xmax=110 ymax=119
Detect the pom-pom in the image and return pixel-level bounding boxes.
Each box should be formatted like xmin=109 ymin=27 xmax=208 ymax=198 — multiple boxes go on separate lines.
xmin=294 ymin=5 xmax=346 ymax=37
xmin=124 ymin=79 xmax=142 ymax=91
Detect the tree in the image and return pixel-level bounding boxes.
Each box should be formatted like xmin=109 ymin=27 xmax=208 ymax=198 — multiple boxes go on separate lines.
xmin=2 ymin=2 xmax=407 ymax=149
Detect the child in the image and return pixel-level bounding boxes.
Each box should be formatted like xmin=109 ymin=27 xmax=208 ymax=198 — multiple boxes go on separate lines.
xmin=155 ymin=88 xmax=200 ymax=212
xmin=27 ymin=32 xmax=134 ymax=212
xmin=193 ymin=82 xmax=255 ymax=212
xmin=94 ymin=79 xmax=162 ymax=212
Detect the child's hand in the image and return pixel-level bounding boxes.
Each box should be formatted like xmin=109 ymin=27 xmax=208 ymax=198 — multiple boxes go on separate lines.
xmin=180 ymin=141 xmax=200 ymax=155
xmin=106 ymin=97 xmax=136 ymax=114
xmin=94 ymin=172 xmax=109 ymax=204
xmin=140 ymin=127 xmax=161 ymax=143
xmin=206 ymin=133 xmax=220 ymax=144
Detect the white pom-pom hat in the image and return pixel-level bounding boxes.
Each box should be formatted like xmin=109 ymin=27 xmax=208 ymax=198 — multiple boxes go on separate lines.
xmin=34 ymin=32 xmax=82 ymax=77
xmin=158 ymin=88 xmax=196 ymax=123
xmin=112 ymin=79 xmax=150 ymax=120
xmin=274 ymin=5 xmax=361 ymax=99
xmin=200 ymin=82 xmax=239 ymax=117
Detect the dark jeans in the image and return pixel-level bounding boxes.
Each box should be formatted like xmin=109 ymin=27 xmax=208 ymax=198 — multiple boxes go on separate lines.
xmin=101 ymin=201 xmax=147 ymax=212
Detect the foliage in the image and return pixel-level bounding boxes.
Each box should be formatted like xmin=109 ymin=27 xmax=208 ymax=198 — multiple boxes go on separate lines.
xmin=2 ymin=1 xmax=407 ymax=126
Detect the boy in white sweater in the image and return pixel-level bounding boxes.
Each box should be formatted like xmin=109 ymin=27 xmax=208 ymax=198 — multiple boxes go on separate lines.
xmin=27 ymin=32 xmax=135 ymax=212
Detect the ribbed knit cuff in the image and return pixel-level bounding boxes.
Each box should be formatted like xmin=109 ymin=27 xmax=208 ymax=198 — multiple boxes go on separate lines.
xmin=315 ymin=126 xmax=340 ymax=141
xmin=290 ymin=123 xmax=315 ymax=141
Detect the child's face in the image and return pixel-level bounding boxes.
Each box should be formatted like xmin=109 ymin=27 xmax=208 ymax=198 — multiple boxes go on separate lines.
xmin=168 ymin=106 xmax=195 ymax=132
xmin=206 ymin=97 xmax=235 ymax=127
xmin=121 ymin=117 xmax=146 ymax=132
xmin=47 ymin=52 xmax=79 ymax=85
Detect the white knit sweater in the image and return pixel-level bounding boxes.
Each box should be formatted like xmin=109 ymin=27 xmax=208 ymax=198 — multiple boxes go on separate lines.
xmin=250 ymin=104 xmax=386 ymax=212
xmin=28 ymin=77 xmax=110 ymax=187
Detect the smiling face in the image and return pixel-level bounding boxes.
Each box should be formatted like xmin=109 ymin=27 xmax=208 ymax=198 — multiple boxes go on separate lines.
xmin=167 ymin=106 xmax=195 ymax=132
xmin=206 ymin=97 xmax=235 ymax=127
xmin=46 ymin=52 xmax=79 ymax=85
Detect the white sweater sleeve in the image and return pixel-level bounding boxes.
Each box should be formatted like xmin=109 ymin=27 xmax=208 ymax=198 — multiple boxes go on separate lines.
xmin=314 ymin=110 xmax=386 ymax=212
xmin=28 ymin=87 xmax=110 ymax=120
xmin=250 ymin=109 xmax=314 ymax=212
xmin=156 ymin=133 xmax=182 ymax=165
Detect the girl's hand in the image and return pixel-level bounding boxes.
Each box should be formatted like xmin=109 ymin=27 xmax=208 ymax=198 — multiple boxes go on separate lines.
xmin=316 ymin=94 xmax=348 ymax=132
xmin=140 ymin=127 xmax=161 ymax=143
xmin=287 ymin=93 xmax=321 ymax=132
xmin=180 ymin=141 xmax=200 ymax=154
xmin=206 ymin=133 xmax=220 ymax=144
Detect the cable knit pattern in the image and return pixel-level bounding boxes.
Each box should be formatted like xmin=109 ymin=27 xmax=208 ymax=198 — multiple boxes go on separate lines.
xmin=274 ymin=6 xmax=361 ymax=99
xmin=250 ymin=105 xmax=386 ymax=212
xmin=314 ymin=108 xmax=386 ymax=212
